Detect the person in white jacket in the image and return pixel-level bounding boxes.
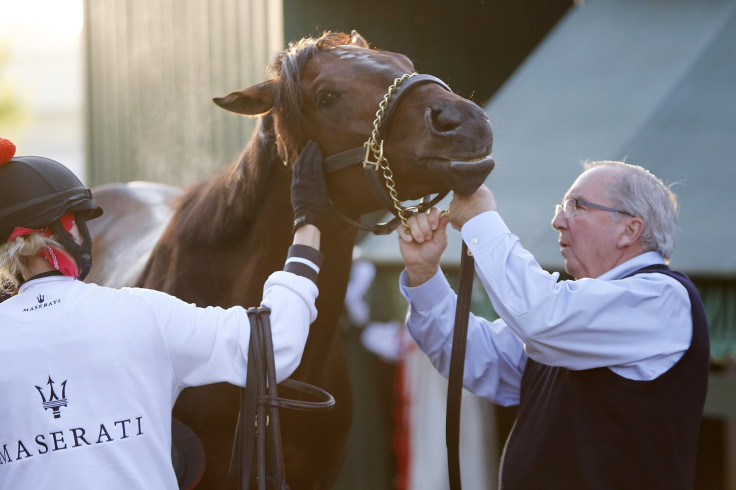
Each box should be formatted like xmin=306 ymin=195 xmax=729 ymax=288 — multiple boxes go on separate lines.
xmin=0 ymin=138 xmax=327 ymax=489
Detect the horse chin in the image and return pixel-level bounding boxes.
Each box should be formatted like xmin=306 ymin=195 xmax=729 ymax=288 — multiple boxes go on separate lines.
xmin=420 ymin=155 xmax=495 ymax=196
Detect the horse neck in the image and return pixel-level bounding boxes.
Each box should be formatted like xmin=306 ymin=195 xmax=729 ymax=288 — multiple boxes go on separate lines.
xmin=169 ymin=116 xmax=284 ymax=244
xmin=168 ymin=113 xmax=363 ymax=330
xmin=297 ymin=210 xmax=360 ymax=366
xmin=139 ymin=116 xmax=294 ymax=304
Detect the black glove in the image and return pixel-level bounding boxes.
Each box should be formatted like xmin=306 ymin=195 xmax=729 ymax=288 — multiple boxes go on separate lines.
xmin=291 ymin=140 xmax=327 ymax=232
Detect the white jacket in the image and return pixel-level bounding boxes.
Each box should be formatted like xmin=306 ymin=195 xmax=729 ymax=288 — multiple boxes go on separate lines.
xmin=0 ymin=270 xmax=317 ymax=489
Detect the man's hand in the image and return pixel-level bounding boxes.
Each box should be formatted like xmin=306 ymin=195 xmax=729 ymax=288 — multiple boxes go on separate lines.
xmin=448 ymin=185 xmax=497 ymax=230
xmin=397 ymin=208 xmax=450 ymax=287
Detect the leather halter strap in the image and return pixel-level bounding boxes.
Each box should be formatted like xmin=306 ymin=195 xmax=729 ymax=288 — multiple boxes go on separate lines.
xmin=322 ymin=74 xmax=451 ymax=172
xmin=322 ymin=74 xmax=451 ymax=235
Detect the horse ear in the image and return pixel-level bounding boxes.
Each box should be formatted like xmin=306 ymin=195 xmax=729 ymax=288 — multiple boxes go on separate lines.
xmin=213 ymin=80 xmax=275 ymax=115
xmin=350 ymin=30 xmax=369 ymax=48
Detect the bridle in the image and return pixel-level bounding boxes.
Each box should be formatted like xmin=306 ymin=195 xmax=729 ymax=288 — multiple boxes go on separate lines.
xmin=322 ymin=72 xmax=452 ymax=235
xmin=230 ymin=306 xmax=335 ymax=490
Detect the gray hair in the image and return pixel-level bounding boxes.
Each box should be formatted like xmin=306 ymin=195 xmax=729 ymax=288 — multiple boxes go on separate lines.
xmin=582 ymin=160 xmax=679 ymax=261
xmin=0 ymin=233 xmax=60 ymax=295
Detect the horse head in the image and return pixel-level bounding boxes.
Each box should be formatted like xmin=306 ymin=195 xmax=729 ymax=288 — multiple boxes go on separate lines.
xmin=213 ymin=31 xmax=494 ymax=227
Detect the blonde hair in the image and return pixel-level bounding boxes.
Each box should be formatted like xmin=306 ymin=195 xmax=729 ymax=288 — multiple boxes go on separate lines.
xmin=0 ymin=233 xmax=62 ymax=295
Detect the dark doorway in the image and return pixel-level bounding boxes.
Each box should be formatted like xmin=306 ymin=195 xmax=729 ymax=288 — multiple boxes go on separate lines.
xmin=284 ymin=0 xmax=573 ymax=106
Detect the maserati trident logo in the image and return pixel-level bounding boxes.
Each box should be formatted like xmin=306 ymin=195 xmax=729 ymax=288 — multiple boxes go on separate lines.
xmin=35 ymin=376 xmax=68 ymax=419
xmin=24 ymin=294 xmax=61 ymax=312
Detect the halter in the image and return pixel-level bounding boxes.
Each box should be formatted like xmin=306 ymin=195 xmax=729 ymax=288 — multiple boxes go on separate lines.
xmin=322 ymin=73 xmax=452 ymax=235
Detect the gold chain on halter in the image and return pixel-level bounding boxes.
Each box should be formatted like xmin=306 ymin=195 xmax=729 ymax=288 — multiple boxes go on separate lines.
xmin=363 ymin=72 xmax=418 ymax=234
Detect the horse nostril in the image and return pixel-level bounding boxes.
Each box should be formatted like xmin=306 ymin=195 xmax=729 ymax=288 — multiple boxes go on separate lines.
xmin=428 ymin=104 xmax=462 ymax=134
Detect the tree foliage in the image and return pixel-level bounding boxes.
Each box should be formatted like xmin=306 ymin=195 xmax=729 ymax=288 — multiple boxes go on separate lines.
xmin=0 ymin=43 xmax=27 ymax=133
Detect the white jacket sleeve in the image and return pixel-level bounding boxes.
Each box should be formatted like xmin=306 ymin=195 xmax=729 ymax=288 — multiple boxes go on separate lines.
xmin=126 ymin=245 xmax=321 ymax=393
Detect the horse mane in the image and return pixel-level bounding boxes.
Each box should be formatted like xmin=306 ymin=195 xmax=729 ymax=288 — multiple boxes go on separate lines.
xmin=167 ymin=113 xmax=281 ymax=245
xmin=166 ymin=32 xmax=359 ymax=246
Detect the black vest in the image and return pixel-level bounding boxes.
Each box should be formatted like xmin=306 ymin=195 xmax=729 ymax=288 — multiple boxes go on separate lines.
xmin=500 ymin=265 xmax=710 ymax=490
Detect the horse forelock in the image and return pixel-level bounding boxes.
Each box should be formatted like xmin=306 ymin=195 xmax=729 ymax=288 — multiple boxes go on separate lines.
xmin=267 ymin=32 xmax=355 ymax=162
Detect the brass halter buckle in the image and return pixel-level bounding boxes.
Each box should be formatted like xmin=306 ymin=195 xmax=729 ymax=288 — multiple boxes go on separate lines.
xmin=362 ymin=139 xmax=384 ymax=171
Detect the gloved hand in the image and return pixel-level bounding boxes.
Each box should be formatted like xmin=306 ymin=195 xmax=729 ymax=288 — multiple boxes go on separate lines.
xmin=291 ymin=140 xmax=327 ymax=232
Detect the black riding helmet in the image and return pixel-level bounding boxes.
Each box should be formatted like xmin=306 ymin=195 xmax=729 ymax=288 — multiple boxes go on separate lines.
xmin=0 ymin=156 xmax=103 ymax=279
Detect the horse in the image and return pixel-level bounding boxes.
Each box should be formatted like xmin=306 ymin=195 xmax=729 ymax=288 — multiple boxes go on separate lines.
xmin=86 ymin=30 xmax=494 ymax=489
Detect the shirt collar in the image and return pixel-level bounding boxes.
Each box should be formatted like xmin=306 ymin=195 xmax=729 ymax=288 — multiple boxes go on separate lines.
xmin=597 ymin=251 xmax=666 ymax=281
xmin=18 ymin=273 xmax=75 ymax=294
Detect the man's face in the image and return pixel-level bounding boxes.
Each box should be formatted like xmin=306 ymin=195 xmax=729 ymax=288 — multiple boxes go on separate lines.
xmin=551 ymin=167 xmax=629 ymax=279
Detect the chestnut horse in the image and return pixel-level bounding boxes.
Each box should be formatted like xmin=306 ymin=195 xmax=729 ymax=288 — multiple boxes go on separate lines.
xmin=86 ymin=31 xmax=494 ymax=489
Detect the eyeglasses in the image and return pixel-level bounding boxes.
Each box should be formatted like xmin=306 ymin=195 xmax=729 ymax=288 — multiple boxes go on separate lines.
xmin=554 ymin=198 xmax=634 ymax=219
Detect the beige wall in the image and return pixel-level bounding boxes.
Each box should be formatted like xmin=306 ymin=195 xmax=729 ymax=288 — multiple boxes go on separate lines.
xmin=84 ymin=0 xmax=283 ymax=187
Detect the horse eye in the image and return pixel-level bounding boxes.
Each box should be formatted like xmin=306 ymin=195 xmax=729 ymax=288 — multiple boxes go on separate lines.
xmin=317 ymin=92 xmax=338 ymax=107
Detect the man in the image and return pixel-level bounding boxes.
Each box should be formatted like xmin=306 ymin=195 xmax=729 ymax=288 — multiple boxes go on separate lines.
xmin=397 ymin=160 xmax=709 ymax=489
xmin=0 ymin=139 xmax=327 ymax=488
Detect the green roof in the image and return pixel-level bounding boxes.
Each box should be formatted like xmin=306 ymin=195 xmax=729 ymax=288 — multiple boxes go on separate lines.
xmin=357 ymin=0 xmax=736 ymax=278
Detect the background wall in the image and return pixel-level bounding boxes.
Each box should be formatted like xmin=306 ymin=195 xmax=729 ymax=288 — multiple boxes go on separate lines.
xmin=84 ymin=0 xmax=283 ymax=187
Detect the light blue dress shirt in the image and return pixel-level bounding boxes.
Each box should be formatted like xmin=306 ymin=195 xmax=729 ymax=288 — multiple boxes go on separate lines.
xmin=400 ymin=211 xmax=693 ymax=407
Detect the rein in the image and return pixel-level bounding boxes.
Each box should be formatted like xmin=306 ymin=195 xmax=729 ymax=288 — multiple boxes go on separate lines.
xmin=322 ymin=73 xmax=451 ymax=235
xmin=230 ymin=307 xmax=335 ymax=489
